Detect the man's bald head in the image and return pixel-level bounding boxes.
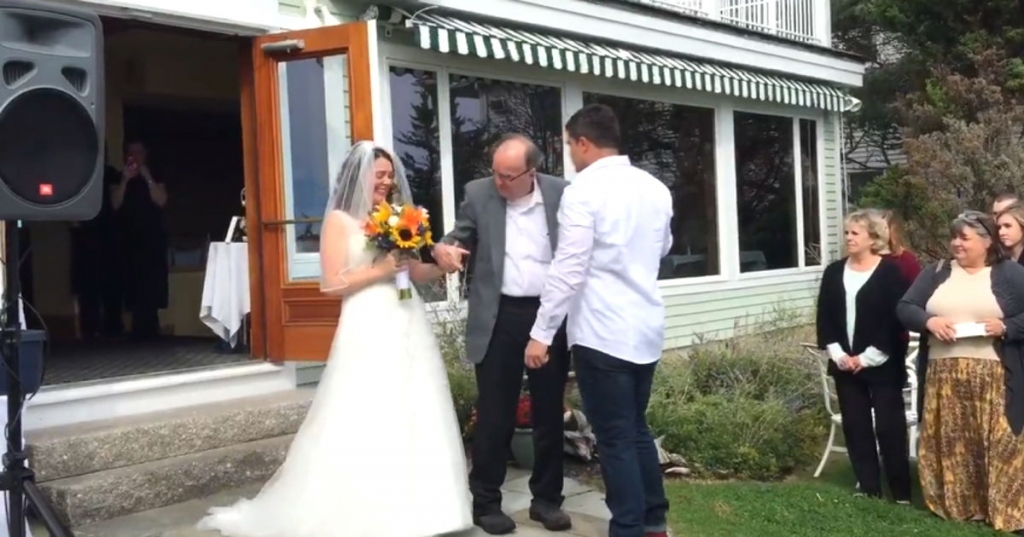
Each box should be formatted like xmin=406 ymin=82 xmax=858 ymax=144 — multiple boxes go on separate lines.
xmin=491 ymin=133 xmax=542 ymax=200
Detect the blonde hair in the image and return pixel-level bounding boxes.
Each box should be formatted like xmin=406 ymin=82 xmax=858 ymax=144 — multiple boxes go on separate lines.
xmin=998 ymin=202 xmax=1024 ymax=246
xmin=879 ymin=209 xmax=907 ymax=255
xmin=845 ymin=209 xmax=891 ymax=255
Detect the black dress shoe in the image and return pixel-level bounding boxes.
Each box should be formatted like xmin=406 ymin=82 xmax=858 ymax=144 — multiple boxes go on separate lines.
xmin=529 ymin=503 xmax=572 ymax=531
xmin=474 ymin=512 xmax=516 ymax=535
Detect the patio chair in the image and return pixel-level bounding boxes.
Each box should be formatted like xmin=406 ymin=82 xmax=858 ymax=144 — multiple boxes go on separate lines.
xmin=801 ymin=341 xmax=920 ymax=479
xmin=906 ymin=333 xmax=920 ymax=458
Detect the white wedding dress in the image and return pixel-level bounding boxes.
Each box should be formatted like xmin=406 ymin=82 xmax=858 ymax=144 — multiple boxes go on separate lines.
xmin=197 ymin=228 xmax=473 ymax=536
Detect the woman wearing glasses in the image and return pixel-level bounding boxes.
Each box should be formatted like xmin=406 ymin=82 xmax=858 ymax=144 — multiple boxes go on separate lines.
xmin=897 ymin=211 xmax=1024 ymax=534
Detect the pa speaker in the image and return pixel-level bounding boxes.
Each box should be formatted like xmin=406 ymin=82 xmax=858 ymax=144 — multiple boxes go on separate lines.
xmin=0 ymin=0 xmax=103 ymax=221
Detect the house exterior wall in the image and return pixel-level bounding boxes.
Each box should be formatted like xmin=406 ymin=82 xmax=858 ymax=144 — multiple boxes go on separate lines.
xmin=289 ymin=11 xmax=847 ymax=383
xmin=662 ymin=110 xmax=840 ymax=348
xmin=394 ymin=0 xmax=861 ymax=86
xmin=0 ymin=0 xmax=851 ymax=391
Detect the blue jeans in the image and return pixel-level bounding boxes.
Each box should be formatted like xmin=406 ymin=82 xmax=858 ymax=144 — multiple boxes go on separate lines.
xmin=573 ymin=345 xmax=668 ymax=537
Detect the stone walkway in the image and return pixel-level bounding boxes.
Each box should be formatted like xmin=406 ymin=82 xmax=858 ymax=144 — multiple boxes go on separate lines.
xmin=31 ymin=467 xmax=611 ymax=537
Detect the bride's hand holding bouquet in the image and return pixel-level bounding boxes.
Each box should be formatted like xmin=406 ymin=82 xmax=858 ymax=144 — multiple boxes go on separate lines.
xmin=363 ymin=200 xmax=433 ymax=300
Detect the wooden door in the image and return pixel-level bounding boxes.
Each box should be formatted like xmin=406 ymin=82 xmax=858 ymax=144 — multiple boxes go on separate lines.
xmin=241 ymin=22 xmax=376 ymax=361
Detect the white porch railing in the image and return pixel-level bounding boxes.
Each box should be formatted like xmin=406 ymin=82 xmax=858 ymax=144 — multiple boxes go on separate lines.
xmin=623 ymin=0 xmax=831 ymax=46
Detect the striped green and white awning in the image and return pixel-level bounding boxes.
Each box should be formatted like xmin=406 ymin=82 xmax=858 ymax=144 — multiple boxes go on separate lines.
xmin=406 ymin=13 xmax=851 ymax=112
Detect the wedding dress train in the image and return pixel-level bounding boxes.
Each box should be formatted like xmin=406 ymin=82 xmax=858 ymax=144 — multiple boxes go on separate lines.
xmin=197 ymin=230 xmax=473 ymax=536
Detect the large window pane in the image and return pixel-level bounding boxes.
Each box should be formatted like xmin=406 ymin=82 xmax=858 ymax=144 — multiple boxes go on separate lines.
xmin=449 ymin=75 xmax=563 ymax=206
xmin=278 ymin=54 xmax=351 ymax=281
xmin=734 ymin=112 xmax=796 ymax=273
xmin=283 ymin=59 xmax=329 ymax=255
xmin=583 ymin=93 xmax=718 ymax=280
xmin=389 ymin=66 xmax=446 ymax=302
xmin=800 ymin=119 xmax=821 ymax=266
xmin=449 ymin=76 xmax=563 ymax=297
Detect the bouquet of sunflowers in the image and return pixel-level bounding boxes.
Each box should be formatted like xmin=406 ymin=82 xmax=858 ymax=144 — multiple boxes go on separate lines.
xmin=363 ymin=201 xmax=434 ymax=300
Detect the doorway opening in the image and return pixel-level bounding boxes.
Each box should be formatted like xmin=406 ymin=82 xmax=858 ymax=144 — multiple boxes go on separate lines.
xmin=22 ymin=19 xmax=253 ymax=386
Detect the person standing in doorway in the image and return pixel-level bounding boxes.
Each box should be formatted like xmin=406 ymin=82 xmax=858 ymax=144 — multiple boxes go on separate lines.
xmin=111 ymin=140 xmax=169 ymax=340
xmin=433 ymin=134 xmax=573 ymax=535
xmin=72 ymin=149 xmax=124 ymax=338
xmin=525 ymin=104 xmax=674 ymax=537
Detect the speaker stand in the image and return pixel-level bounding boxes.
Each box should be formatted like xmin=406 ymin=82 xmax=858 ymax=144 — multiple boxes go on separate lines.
xmin=0 ymin=221 xmax=73 ymax=537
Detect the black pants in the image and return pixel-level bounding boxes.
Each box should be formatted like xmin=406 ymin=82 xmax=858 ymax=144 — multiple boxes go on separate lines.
xmin=574 ymin=345 xmax=668 ymax=537
xmin=131 ymin=306 xmax=160 ymax=340
xmin=78 ymin=276 xmax=124 ymax=338
xmin=834 ymin=373 xmax=911 ymax=501
xmin=72 ymin=228 xmax=124 ymax=338
xmin=469 ymin=295 xmax=570 ymax=516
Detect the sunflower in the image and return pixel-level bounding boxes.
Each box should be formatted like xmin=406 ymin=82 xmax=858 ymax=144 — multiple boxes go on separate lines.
xmin=390 ymin=224 xmax=420 ymax=249
xmin=371 ymin=201 xmax=392 ymax=225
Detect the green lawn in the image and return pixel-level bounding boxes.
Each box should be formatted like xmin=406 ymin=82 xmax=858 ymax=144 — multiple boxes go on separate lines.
xmin=664 ymin=462 xmax=1001 ymax=537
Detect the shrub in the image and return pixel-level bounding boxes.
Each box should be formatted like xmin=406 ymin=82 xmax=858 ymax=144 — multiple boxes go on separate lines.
xmin=426 ymin=281 xmax=477 ymax=435
xmin=647 ymin=319 xmax=826 ymax=481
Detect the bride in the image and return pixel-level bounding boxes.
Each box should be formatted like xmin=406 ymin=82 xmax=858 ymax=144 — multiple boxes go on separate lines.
xmin=197 ymin=142 xmax=473 ymax=536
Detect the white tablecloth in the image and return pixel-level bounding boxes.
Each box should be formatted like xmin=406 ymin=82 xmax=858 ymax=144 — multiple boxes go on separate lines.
xmin=200 ymin=242 xmax=250 ymax=347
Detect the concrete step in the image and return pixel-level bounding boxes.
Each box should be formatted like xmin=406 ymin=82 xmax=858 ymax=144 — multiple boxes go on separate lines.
xmin=40 ymin=434 xmax=293 ymax=528
xmin=29 ymin=469 xmax=608 ymax=537
xmin=27 ymin=388 xmax=313 ymax=482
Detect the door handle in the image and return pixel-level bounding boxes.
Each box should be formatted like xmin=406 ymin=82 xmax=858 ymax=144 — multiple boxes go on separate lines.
xmin=262 ymin=218 xmax=323 ymax=226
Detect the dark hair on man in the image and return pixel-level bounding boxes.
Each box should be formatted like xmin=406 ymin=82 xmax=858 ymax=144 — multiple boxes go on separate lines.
xmin=490 ymin=133 xmax=543 ymax=170
xmin=565 ymin=104 xmax=621 ymax=150
xmin=995 ymin=192 xmax=1018 ymax=203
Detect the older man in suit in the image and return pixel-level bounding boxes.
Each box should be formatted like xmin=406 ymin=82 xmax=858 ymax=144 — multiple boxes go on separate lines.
xmin=433 ymin=134 xmax=572 ymax=535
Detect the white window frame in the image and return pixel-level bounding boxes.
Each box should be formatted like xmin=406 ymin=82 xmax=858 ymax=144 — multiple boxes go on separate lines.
xmin=378 ymin=40 xmax=830 ymax=299
xmin=730 ymin=104 xmax=828 ymax=281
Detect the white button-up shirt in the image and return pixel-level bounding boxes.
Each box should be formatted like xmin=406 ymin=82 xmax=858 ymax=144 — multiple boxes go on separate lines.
xmin=530 ymin=155 xmax=673 ymax=364
xmin=502 ymin=184 xmax=552 ymax=297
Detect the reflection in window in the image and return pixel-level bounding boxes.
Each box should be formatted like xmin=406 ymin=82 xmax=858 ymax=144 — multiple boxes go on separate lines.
xmin=281 ymin=58 xmax=330 ymax=254
xmin=448 ymin=76 xmax=563 ymax=297
xmin=449 ymin=75 xmax=563 ymax=206
xmin=800 ymin=119 xmax=821 ymax=266
xmin=583 ymin=93 xmax=718 ymax=280
xmin=389 ymin=66 xmax=446 ymax=302
xmin=734 ymin=112 xmax=797 ymax=273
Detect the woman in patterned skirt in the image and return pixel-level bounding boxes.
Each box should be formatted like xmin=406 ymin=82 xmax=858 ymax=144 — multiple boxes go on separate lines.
xmin=898 ymin=211 xmax=1024 ymax=534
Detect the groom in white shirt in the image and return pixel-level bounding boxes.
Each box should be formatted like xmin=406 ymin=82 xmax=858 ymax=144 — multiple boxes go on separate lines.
xmin=525 ymin=104 xmax=674 ymax=537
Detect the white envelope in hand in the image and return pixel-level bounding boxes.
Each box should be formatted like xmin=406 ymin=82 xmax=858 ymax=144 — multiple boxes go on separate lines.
xmin=953 ymin=322 xmax=988 ymax=339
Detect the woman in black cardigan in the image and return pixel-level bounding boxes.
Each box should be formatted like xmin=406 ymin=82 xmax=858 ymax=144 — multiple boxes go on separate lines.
xmin=817 ymin=209 xmax=911 ymax=502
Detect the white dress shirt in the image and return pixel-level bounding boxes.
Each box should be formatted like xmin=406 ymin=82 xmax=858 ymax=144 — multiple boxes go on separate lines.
xmin=826 ymin=260 xmax=889 ymax=367
xmin=530 ymin=155 xmax=673 ymax=364
xmin=502 ymin=184 xmax=552 ymax=297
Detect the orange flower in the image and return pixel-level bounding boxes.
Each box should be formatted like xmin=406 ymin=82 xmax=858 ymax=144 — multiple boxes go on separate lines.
xmin=363 ymin=219 xmax=382 ymax=236
xmin=398 ymin=206 xmax=424 ymax=229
